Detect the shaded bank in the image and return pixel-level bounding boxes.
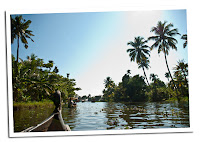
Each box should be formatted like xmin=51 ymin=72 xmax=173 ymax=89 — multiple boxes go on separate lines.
xmin=13 ymin=100 xmax=54 ymax=111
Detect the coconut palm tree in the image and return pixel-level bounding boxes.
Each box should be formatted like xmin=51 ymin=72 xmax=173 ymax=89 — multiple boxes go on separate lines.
xmin=127 ymin=69 xmax=131 ymax=75
xmin=127 ymin=36 xmax=150 ymax=64
xmin=138 ymin=59 xmax=150 ymax=86
xmin=165 ymin=72 xmax=170 ymax=81
xmin=104 ymin=77 xmax=114 ymax=88
xmin=181 ymin=34 xmax=187 ymax=48
xmin=11 ymin=15 xmax=34 ymax=62
xmin=173 ymin=60 xmax=188 ymax=85
xmin=150 ymin=73 xmax=158 ymax=83
xmin=103 ymin=77 xmax=115 ymax=101
xmin=148 ymin=21 xmax=180 ymax=89
xmin=127 ymin=36 xmax=150 ymax=85
xmin=172 ymin=60 xmax=189 ymax=97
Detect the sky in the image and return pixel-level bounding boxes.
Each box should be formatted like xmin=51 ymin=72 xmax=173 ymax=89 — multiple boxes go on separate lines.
xmin=11 ymin=9 xmax=188 ymax=97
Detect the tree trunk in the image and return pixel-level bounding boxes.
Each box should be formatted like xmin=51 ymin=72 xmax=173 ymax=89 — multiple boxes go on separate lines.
xmin=142 ymin=67 xmax=150 ymax=86
xmin=163 ymin=47 xmax=180 ymax=101
xmin=17 ymin=36 xmax=19 ymax=62
xmin=164 ymin=53 xmax=173 ymax=84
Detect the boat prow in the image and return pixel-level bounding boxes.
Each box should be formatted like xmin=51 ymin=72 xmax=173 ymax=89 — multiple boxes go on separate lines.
xmin=21 ymin=90 xmax=71 ymax=132
xmin=22 ymin=111 xmax=70 ymax=132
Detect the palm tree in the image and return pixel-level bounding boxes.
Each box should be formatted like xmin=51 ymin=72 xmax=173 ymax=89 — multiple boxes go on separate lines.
xmin=11 ymin=15 xmax=34 ymax=62
xmin=127 ymin=36 xmax=150 ymax=85
xmin=148 ymin=21 xmax=180 ymax=90
xmin=127 ymin=69 xmax=131 ymax=75
xmin=173 ymin=60 xmax=188 ymax=85
xmin=150 ymin=73 xmax=158 ymax=82
xmin=172 ymin=60 xmax=189 ymax=97
xmin=104 ymin=77 xmax=114 ymax=88
xmin=181 ymin=34 xmax=187 ymax=48
xmin=138 ymin=59 xmax=150 ymax=86
xmin=127 ymin=36 xmax=150 ymax=64
xmin=103 ymin=77 xmax=115 ymax=101
xmin=165 ymin=72 xmax=170 ymax=81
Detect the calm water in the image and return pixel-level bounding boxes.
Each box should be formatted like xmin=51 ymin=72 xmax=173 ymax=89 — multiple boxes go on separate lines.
xmin=14 ymin=101 xmax=189 ymax=132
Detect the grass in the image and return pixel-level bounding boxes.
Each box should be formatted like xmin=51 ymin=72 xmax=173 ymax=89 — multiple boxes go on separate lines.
xmin=13 ymin=100 xmax=55 ymax=110
xmin=166 ymin=96 xmax=189 ymax=103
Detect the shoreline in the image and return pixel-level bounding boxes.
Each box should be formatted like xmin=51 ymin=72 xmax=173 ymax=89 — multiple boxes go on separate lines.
xmin=13 ymin=100 xmax=54 ymax=110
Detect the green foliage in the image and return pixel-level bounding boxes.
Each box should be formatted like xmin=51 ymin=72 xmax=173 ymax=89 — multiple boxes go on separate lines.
xmin=13 ymin=100 xmax=54 ymax=110
xmin=125 ymin=75 xmax=148 ymax=102
xmin=12 ymin=54 xmax=80 ymax=103
xmin=102 ymin=62 xmax=188 ymax=103
xmin=127 ymin=36 xmax=150 ymax=85
xmin=148 ymin=21 xmax=181 ymax=101
xmin=172 ymin=60 xmax=189 ymax=98
xmin=103 ymin=74 xmax=148 ymax=102
xmin=11 ymin=15 xmax=34 ymax=62
xmin=181 ymin=34 xmax=187 ymax=48
xmin=102 ymin=77 xmax=116 ymax=102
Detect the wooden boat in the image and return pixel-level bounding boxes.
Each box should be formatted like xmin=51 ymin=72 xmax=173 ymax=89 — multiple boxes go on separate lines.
xmin=91 ymin=98 xmax=95 ymax=103
xmin=22 ymin=111 xmax=70 ymax=132
xmin=68 ymin=102 xmax=76 ymax=108
xmin=68 ymin=97 xmax=77 ymax=108
xmin=21 ymin=90 xmax=71 ymax=132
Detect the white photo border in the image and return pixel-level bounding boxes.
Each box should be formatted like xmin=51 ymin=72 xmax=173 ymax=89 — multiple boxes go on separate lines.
xmin=6 ymin=7 xmax=193 ymax=138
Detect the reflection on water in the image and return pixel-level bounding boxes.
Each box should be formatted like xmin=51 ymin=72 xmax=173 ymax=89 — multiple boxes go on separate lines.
xmin=62 ymin=102 xmax=189 ymax=131
xmin=14 ymin=107 xmax=54 ymax=132
xmin=14 ymin=101 xmax=189 ymax=132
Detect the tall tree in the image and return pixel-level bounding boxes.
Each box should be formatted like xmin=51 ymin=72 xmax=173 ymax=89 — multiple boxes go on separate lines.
xmin=11 ymin=15 xmax=34 ymax=62
xmin=173 ymin=60 xmax=188 ymax=86
xmin=103 ymin=77 xmax=115 ymax=101
xmin=173 ymin=60 xmax=189 ymax=97
xmin=104 ymin=77 xmax=114 ymax=88
xmin=150 ymin=73 xmax=158 ymax=82
xmin=127 ymin=36 xmax=150 ymax=85
xmin=138 ymin=59 xmax=150 ymax=86
xmin=165 ymin=72 xmax=170 ymax=81
xmin=127 ymin=69 xmax=131 ymax=75
xmin=122 ymin=70 xmax=131 ymax=88
xmin=148 ymin=21 xmax=180 ymax=90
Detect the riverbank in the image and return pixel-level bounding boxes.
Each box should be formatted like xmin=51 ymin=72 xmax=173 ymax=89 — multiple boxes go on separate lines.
xmin=13 ymin=100 xmax=54 ymax=110
xmin=166 ymin=96 xmax=189 ymax=103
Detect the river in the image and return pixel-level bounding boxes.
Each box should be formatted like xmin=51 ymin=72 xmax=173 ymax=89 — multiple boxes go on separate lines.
xmin=14 ymin=101 xmax=189 ymax=132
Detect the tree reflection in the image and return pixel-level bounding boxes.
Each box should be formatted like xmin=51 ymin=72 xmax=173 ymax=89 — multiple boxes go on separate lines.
xmin=61 ymin=104 xmax=78 ymax=130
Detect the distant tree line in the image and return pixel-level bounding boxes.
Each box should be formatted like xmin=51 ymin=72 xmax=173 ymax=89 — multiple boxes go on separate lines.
xmin=78 ymin=94 xmax=102 ymax=102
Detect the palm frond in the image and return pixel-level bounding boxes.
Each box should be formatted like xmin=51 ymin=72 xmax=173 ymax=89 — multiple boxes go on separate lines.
xmin=21 ymin=35 xmax=28 ymax=44
xmin=167 ymin=28 xmax=180 ymax=36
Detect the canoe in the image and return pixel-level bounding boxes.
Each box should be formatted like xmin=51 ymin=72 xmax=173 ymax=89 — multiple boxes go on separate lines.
xmin=21 ymin=90 xmax=71 ymax=132
xmin=21 ymin=110 xmax=71 ymax=132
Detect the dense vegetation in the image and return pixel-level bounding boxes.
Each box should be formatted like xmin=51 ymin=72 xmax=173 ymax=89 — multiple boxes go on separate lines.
xmin=12 ymin=54 xmax=81 ymax=103
xmin=11 ymin=15 xmax=80 ymax=103
xmin=102 ymin=61 xmax=188 ymax=102
xmin=102 ymin=21 xmax=188 ymax=102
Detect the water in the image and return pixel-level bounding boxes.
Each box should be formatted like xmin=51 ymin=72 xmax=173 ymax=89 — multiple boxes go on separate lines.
xmin=14 ymin=106 xmax=54 ymax=132
xmin=14 ymin=101 xmax=189 ymax=132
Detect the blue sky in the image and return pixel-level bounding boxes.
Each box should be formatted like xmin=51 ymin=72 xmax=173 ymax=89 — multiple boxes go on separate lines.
xmin=11 ymin=10 xmax=188 ymax=96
